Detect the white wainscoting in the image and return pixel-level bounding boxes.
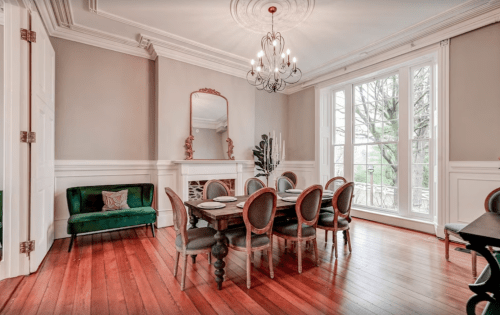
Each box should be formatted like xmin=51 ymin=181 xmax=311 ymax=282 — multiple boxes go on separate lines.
xmin=278 ymin=161 xmax=316 ymax=189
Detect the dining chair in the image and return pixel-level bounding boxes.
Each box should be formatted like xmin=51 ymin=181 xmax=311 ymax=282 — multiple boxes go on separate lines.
xmin=281 ymin=171 xmax=298 ymax=187
xmin=225 ymin=188 xmax=278 ymax=288
xmin=320 ymin=177 xmax=347 ymax=214
xmin=273 ymin=185 xmax=323 ymax=273
xmin=203 ymin=179 xmax=231 ymax=200
xmin=317 ymin=182 xmax=354 ymax=259
xmin=165 ymin=187 xmax=216 ymax=291
xmin=276 ymin=176 xmax=295 ymax=193
xmin=444 ymin=187 xmax=500 ymax=278
xmin=244 ymin=177 xmax=266 ymax=195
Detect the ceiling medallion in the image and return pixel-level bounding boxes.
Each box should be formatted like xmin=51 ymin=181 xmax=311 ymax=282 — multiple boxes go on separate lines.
xmin=230 ymin=0 xmax=315 ymax=33
xmin=246 ymin=6 xmax=302 ymax=93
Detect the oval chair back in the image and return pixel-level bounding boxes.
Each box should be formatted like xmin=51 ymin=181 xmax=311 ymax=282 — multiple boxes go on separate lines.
xmin=485 ymin=187 xmax=500 ymax=214
xmin=243 ymin=187 xmax=277 ymax=236
xmin=325 ymin=176 xmax=347 ymax=194
xmin=244 ymin=178 xmax=266 ymax=196
xmin=203 ymin=180 xmax=230 ymax=200
xmin=276 ymin=176 xmax=295 ymax=193
xmin=296 ymin=185 xmax=324 ymax=227
xmin=165 ymin=187 xmax=188 ymax=246
xmin=332 ymin=182 xmax=355 ymax=221
xmin=281 ymin=171 xmax=298 ymax=186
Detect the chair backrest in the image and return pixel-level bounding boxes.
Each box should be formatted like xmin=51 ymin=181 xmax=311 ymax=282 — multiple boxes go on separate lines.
xmin=332 ymin=182 xmax=355 ymax=218
xmin=243 ymin=188 xmax=277 ymax=238
xmin=485 ymin=187 xmax=500 ymax=214
xmin=281 ymin=171 xmax=298 ymax=186
xmin=203 ymin=180 xmax=230 ymax=200
xmin=296 ymin=185 xmax=323 ymax=227
xmin=325 ymin=177 xmax=347 ymax=193
xmin=276 ymin=176 xmax=295 ymax=192
xmin=165 ymin=187 xmax=188 ymax=246
xmin=244 ymin=178 xmax=265 ymax=195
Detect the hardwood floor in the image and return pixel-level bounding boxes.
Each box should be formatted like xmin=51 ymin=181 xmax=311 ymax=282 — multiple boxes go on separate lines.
xmin=0 ymin=218 xmax=486 ymax=314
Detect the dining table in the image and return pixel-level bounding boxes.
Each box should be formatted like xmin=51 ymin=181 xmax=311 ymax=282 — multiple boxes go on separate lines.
xmin=184 ymin=191 xmax=334 ymax=290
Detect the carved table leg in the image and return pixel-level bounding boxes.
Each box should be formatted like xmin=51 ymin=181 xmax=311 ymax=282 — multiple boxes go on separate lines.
xmin=212 ymin=230 xmax=229 ymax=290
xmin=189 ymin=211 xmax=199 ymax=263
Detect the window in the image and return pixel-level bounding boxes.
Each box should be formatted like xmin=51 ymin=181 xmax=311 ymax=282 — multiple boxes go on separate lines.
xmin=325 ymin=59 xmax=436 ymax=221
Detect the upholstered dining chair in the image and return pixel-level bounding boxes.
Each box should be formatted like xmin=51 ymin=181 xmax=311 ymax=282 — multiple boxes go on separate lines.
xmin=445 ymin=187 xmax=500 ymax=278
xmin=281 ymin=171 xmax=298 ymax=187
xmin=165 ymin=187 xmax=216 ymax=291
xmin=273 ymin=185 xmax=323 ymax=273
xmin=244 ymin=177 xmax=266 ymax=195
xmin=320 ymin=177 xmax=347 ymax=214
xmin=276 ymin=176 xmax=295 ymax=193
xmin=225 ymin=188 xmax=278 ymax=289
xmin=317 ymin=182 xmax=354 ymax=259
xmin=203 ymin=180 xmax=231 ymax=200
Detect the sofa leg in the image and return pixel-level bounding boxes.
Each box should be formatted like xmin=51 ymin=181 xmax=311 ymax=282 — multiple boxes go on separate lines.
xmin=68 ymin=234 xmax=76 ymax=252
xmin=151 ymin=223 xmax=156 ymax=237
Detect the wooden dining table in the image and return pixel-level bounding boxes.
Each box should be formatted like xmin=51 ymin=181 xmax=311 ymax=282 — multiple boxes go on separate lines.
xmin=184 ymin=192 xmax=333 ymax=290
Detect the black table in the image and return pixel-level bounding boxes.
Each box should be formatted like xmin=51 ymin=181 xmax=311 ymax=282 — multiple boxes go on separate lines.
xmin=459 ymin=212 xmax=500 ymax=314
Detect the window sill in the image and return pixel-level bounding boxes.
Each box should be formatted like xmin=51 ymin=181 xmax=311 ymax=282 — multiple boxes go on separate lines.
xmin=351 ymin=207 xmax=437 ymax=235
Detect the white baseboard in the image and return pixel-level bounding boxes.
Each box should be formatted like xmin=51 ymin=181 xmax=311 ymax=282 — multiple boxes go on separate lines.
xmin=351 ymin=208 xmax=436 ymax=235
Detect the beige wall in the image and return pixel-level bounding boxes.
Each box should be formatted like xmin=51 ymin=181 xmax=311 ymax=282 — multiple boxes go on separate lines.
xmin=51 ymin=37 xmax=156 ymax=160
xmin=0 ymin=25 xmax=4 ymax=189
xmin=449 ymin=23 xmax=500 ymax=161
xmin=255 ymin=90 xmax=288 ymax=144
xmin=156 ymin=57 xmax=255 ymax=160
xmin=287 ymin=87 xmax=315 ymax=161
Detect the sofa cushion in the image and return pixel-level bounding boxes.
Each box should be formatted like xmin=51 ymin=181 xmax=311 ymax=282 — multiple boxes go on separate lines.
xmin=67 ymin=206 xmax=156 ymax=234
xmin=102 ymin=190 xmax=130 ymax=211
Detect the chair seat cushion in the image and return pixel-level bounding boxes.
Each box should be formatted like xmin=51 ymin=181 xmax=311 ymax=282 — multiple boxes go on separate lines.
xmin=225 ymin=227 xmax=270 ymax=248
xmin=317 ymin=213 xmax=349 ymax=230
xmin=175 ymin=227 xmax=217 ymax=250
xmin=444 ymin=223 xmax=467 ymax=234
xmin=67 ymin=206 xmax=156 ymax=234
xmin=273 ymin=221 xmax=316 ymax=237
xmin=320 ymin=206 xmax=334 ymax=214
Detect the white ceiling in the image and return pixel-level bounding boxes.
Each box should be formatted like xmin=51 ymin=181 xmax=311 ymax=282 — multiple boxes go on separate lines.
xmin=36 ymin=0 xmax=500 ymax=91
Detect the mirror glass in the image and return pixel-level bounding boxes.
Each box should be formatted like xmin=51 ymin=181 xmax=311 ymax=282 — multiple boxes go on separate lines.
xmin=190 ymin=91 xmax=231 ymax=159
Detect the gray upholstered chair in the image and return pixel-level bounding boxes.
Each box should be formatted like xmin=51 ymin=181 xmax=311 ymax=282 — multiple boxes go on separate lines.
xmin=281 ymin=171 xmax=298 ymax=187
xmin=203 ymin=180 xmax=230 ymax=200
xmin=445 ymin=187 xmax=500 ymax=278
xmin=165 ymin=187 xmax=216 ymax=291
xmin=317 ymin=182 xmax=354 ymax=259
xmin=276 ymin=176 xmax=295 ymax=193
xmin=320 ymin=177 xmax=347 ymax=214
xmin=244 ymin=177 xmax=266 ymax=195
xmin=273 ymin=185 xmax=323 ymax=273
xmin=225 ymin=188 xmax=277 ymax=288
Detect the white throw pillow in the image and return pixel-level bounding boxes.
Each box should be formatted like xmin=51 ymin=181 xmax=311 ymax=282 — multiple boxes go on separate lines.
xmin=102 ymin=190 xmax=130 ymax=211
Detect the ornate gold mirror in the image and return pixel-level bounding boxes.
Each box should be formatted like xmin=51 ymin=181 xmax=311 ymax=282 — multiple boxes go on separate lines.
xmin=185 ymin=88 xmax=234 ymax=160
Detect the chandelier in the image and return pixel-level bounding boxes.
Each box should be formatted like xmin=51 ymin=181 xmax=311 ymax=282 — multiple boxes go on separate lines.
xmin=246 ymin=6 xmax=302 ymax=93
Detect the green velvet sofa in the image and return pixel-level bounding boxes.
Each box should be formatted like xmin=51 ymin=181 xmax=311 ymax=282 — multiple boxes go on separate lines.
xmin=66 ymin=183 xmax=156 ymax=252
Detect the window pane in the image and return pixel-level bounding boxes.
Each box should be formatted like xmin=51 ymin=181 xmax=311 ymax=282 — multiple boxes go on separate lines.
xmin=414 ymin=115 xmax=430 ymax=139
xmin=412 ymin=188 xmax=429 ymax=214
xmin=367 ymin=145 xmax=381 ymax=164
xmin=354 ymin=125 xmax=369 ymax=143
xmin=354 ymin=164 xmax=367 ymax=183
xmin=354 ymin=183 xmax=367 ymax=206
xmin=336 ymin=91 xmax=345 ymax=108
xmin=412 ymin=140 xmax=429 ymax=164
xmin=383 ymin=120 xmax=399 ymax=142
xmin=354 ymin=145 xmax=366 ymax=164
xmin=384 ymin=98 xmax=399 ymax=121
xmin=355 ymin=105 xmax=368 ymax=125
xmin=335 ymin=125 xmax=345 ymax=144
xmin=334 ymin=164 xmax=344 ymax=177
xmin=382 ymin=186 xmax=398 ymax=210
xmin=382 ymin=165 xmax=398 ymax=187
xmin=334 ymin=146 xmax=344 ymax=164
xmin=412 ymin=164 xmax=429 ymax=189
xmin=382 ymin=143 xmax=398 ymax=165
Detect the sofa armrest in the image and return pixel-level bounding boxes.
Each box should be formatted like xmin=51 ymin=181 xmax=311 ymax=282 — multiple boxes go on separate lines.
xmin=66 ymin=187 xmax=82 ymax=215
xmin=142 ymin=184 xmax=154 ymax=207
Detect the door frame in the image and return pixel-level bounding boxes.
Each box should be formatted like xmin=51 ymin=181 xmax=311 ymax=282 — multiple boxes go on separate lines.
xmin=0 ymin=0 xmax=31 ymax=281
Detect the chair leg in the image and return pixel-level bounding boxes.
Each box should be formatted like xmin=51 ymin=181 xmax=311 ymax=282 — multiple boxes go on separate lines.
xmin=298 ymin=240 xmax=303 ymax=274
xmin=174 ymin=251 xmax=180 ymax=277
xmin=332 ymin=231 xmax=338 ymax=259
xmin=472 ymin=250 xmax=477 ymax=278
xmin=313 ymin=238 xmax=319 ymax=266
xmin=150 ymin=223 xmax=156 ymax=237
xmin=325 ymin=230 xmax=328 ymax=243
xmin=268 ymin=244 xmax=274 ymax=279
xmin=444 ymin=229 xmax=450 ymax=261
xmin=284 ymin=239 xmax=287 ymax=252
xmin=208 ymin=252 xmax=211 ymax=265
xmin=346 ymin=230 xmax=352 ymax=252
xmin=246 ymin=253 xmax=252 ymax=289
xmin=68 ymin=234 xmax=76 ymax=252
xmin=343 ymin=230 xmax=347 ymax=245
xmin=181 ymin=254 xmax=187 ymax=291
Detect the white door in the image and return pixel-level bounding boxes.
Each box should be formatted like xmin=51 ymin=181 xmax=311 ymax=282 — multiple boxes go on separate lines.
xmin=29 ymin=13 xmax=55 ymax=272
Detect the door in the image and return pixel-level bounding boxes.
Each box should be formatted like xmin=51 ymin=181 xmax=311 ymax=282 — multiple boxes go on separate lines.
xmin=29 ymin=13 xmax=55 ymax=272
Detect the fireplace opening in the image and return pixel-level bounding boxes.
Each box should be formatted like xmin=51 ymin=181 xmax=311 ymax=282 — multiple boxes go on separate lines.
xmin=188 ymin=179 xmax=235 ymax=200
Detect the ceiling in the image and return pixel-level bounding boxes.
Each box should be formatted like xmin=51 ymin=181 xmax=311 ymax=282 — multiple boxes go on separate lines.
xmin=35 ymin=0 xmax=500 ymax=92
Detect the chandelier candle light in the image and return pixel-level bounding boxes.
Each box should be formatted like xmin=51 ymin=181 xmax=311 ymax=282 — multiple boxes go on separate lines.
xmin=247 ymin=6 xmax=302 ymax=93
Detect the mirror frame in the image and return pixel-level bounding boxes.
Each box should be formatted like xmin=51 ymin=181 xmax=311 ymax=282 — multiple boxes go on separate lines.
xmin=185 ymin=88 xmax=234 ymax=160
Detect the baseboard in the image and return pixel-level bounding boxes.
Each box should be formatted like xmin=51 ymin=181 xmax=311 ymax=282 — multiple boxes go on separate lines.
xmin=351 ymin=208 xmax=436 ymax=235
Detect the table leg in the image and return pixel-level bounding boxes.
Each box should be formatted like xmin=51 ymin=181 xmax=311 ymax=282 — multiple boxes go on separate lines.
xmin=189 ymin=211 xmax=199 ymax=263
xmin=212 ymin=230 xmax=229 ymax=290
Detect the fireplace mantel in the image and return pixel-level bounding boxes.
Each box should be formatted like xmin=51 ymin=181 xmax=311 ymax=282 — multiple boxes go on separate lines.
xmin=172 ymin=160 xmax=255 ymax=200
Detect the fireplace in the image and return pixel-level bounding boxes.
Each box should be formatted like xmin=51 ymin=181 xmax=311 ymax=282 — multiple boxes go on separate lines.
xmin=188 ymin=179 xmax=236 ymax=200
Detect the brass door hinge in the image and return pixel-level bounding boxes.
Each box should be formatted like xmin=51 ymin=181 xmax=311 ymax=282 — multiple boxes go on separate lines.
xmin=21 ymin=131 xmax=36 ymax=143
xmin=20 ymin=241 xmax=35 ymax=254
xmin=21 ymin=28 xmax=36 ymax=43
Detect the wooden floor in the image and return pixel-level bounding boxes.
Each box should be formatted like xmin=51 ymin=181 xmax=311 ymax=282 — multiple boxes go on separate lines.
xmin=0 ymin=218 xmax=486 ymax=315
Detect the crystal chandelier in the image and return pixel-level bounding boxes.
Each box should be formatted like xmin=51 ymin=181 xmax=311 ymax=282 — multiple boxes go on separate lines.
xmin=246 ymin=6 xmax=302 ymax=93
